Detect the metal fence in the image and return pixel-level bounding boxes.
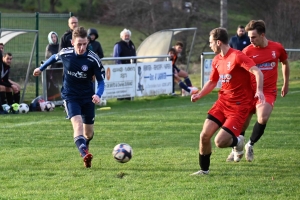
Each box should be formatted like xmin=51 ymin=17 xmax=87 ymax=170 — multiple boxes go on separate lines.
xmin=0 ymin=12 xmax=71 ymax=103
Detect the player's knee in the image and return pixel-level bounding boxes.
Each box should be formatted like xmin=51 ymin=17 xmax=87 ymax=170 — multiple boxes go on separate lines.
xmin=200 ymin=131 xmax=211 ymax=143
xmin=257 ymin=115 xmax=269 ymax=124
xmin=214 ymin=136 xmax=227 ymax=148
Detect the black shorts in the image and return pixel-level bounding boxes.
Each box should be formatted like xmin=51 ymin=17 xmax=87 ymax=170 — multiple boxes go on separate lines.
xmin=64 ymin=98 xmax=95 ymax=124
xmin=173 ymin=65 xmax=180 ymax=74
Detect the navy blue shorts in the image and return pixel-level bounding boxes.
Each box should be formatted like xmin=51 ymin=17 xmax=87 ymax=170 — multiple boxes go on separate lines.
xmin=64 ymin=98 xmax=95 ymax=124
xmin=173 ymin=65 xmax=180 ymax=74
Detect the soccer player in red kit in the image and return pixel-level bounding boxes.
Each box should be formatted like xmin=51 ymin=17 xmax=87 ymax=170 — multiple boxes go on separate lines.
xmin=190 ymin=27 xmax=265 ymax=175
xmin=226 ymin=20 xmax=290 ymax=162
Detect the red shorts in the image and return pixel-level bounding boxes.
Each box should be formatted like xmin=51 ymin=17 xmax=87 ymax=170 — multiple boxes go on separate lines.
xmin=208 ymin=100 xmax=252 ymax=136
xmin=250 ymin=91 xmax=277 ymax=113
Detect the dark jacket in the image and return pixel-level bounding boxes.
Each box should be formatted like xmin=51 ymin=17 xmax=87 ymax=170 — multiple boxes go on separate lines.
xmin=229 ymin=34 xmax=251 ymax=51
xmin=0 ymin=62 xmax=12 ymax=87
xmin=113 ymin=40 xmax=136 ymax=64
xmin=59 ymin=30 xmax=73 ymax=50
xmin=89 ymin=40 xmax=104 ymax=58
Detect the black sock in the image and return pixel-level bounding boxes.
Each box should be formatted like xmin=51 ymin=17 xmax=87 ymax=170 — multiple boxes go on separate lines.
xmin=240 ymin=131 xmax=245 ymax=136
xmin=74 ymin=135 xmax=88 ymax=157
xmin=86 ymin=132 xmax=94 ymax=150
xmin=0 ymin=92 xmax=6 ymax=104
xmin=13 ymin=92 xmax=20 ymax=104
xmin=230 ymin=135 xmax=238 ymax=147
xmin=184 ymin=77 xmax=192 ymax=87
xmin=178 ymin=81 xmax=190 ymax=92
xmin=6 ymin=92 xmax=13 ymax=105
xmin=199 ymin=153 xmax=211 ymax=171
xmin=250 ymin=121 xmax=266 ymax=145
xmin=0 ymin=97 xmax=3 ymax=111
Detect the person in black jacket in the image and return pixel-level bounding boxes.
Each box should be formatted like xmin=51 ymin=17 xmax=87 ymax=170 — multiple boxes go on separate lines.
xmin=229 ymin=25 xmax=251 ymax=51
xmin=113 ymin=28 xmax=136 ymax=64
xmin=0 ymin=53 xmax=21 ymax=105
xmin=59 ymin=16 xmax=78 ymax=51
xmin=87 ymin=28 xmax=104 ymax=58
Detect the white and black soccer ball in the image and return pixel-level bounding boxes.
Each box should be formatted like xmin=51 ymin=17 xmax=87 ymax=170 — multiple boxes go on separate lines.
xmin=18 ymin=103 xmax=29 ymax=114
xmin=112 ymin=143 xmax=133 ymax=163
xmin=44 ymin=101 xmax=55 ymax=112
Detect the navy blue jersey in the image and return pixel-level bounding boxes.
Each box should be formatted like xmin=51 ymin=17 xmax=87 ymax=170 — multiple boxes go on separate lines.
xmin=40 ymin=47 xmax=105 ymax=100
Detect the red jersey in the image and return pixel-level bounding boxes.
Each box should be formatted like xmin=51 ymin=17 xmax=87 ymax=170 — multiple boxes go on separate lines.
xmin=210 ymin=48 xmax=256 ymax=104
xmin=242 ymin=40 xmax=288 ymax=93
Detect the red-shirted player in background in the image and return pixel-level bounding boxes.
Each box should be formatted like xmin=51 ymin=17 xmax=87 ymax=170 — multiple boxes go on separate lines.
xmin=226 ymin=20 xmax=290 ymax=162
xmin=190 ymin=27 xmax=264 ymax=175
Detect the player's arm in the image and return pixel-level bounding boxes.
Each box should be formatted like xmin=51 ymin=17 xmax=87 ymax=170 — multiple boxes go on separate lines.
xmin=191 ymin=80 xmax=218 ymax=102
xmin=249 ymin=66 xmax=265 ymax=103
xmin=281 ymin=59 xmax=289 ymax=97
xmin=33 ymin=54 xmax=60 ymax=76
xmin=92 ymin=63 xmax=106 ymax=104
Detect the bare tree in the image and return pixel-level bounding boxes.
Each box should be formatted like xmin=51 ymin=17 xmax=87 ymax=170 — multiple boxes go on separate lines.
xmin=49 ymin=0 xmax=61 ymax=13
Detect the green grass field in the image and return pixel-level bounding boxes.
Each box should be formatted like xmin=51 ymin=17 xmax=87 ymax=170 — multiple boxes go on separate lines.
xmin=1 ymin=77 xmax=300 ymax=199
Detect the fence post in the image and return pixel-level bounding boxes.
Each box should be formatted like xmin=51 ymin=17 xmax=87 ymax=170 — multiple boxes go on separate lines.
xmin=35 ymin=12 xmax=39 ymax=97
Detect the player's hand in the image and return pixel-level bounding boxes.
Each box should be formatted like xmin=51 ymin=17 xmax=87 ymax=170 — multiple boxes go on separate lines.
xmin=92 ymin=94 xmax=100 ymax=104
xmin=281 ymin=84 xmax=289 ymax=97
xmin=33 ymin=68 xmax=42 ymax=76
xmin=254 ymin=90 xmax=265 ymax=104
xmin=191 ymin=93 xmax=201 ymax=102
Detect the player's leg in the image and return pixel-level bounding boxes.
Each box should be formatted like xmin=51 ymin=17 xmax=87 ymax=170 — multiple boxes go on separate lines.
xmin=0 ymin=85 xmax=7 ymax=113
xmin=177 ymin=70 xmax=192 ymax=87
xmin=245 ymin=94 xmax=275 ymax=162
xmin=9 ymin=80 xmax=21 ymax=104
xmin=191 ymin=117 xmax=220 ymax=175
xmin=226 ymin=112 xmax=253 ymax=162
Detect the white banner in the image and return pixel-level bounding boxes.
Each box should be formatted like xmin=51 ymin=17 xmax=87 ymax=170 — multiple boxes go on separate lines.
xmin=101 ymin=64 xmax=136 ymax=99
xmin=203 ymin=59 xmax=221 ymax=89
xmin=136 ymin=61 xmax=173 ymax=97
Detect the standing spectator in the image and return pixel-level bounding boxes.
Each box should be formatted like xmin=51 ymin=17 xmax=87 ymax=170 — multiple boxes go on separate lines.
xmin=87 ymin=28 xmax=104 ymax=58
xmin=190 ymin=27 xmax=264 ymax=175
xmin=59 ymin=16 xmax=78 ymax=50
xmin=33 ymin=26 xmax=105 ymax=168
xmin=229 ymin=25 xmax=251 ymax=51
xmin=0 ymin=53 xmax=21 ymax=105
xmin=113 ymin=28 xmax=136 ymax=64
xmin=45 ymin=31 xmax=59 ymax=59
xmin=226 ymin=20 xmax=290 ymax=162
xmin=0 ymin=43 xmax=6 ymax=114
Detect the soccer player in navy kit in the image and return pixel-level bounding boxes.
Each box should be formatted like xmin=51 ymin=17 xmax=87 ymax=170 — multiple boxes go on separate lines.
xmin=33 ymin=26 xmax=105 ymax=168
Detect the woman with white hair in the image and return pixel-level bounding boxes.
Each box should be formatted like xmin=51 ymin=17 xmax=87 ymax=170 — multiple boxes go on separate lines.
xmin=113 ymin=28 xmax=136 ymax=64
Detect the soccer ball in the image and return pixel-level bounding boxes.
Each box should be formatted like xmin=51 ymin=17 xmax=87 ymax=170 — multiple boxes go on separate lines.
xmin=19 ymin=103 xmax=29 ymax=114
xmin=44 ymin=101 xmax=55 ymax=112
xmin=112 ymin=143 xmax=133 ymax=163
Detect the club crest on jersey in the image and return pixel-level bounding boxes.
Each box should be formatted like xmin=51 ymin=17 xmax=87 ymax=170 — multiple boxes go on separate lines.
xmin=227 ymin=62 xmax=231 ymax=70
xmin=220 ymin=74 xmax=232 ymax=83
xmin=272 ymin=51 xmax=276 ymax=59
xmin=82 ymin=65 xmax=88 ymax=71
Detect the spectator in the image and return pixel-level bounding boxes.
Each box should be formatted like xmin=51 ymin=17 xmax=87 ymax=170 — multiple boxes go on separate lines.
xmin=59 ymin=16 xmax=78 ymax=50
xmin=168 ymin=48 xmax=198 ymax=95
xmin=45 ymin=31 xmax=59 ymax=59
xmin=229 ymin=25 xmax=251 ymax=51
xmin=0 ymin=43 xmax=4 ymax=53
xmin=113 ymin=28 xmax=136 ymax=64
xmin=0 ymin=44 xmax=6 ymax=114
xmin=0 ymin=53 xmax=21 ymax=105
xmin=87 ymin=28 xmax=104 ymax=58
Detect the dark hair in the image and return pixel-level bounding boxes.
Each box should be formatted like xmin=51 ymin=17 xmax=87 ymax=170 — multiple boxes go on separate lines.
xmin=210 ymin=27 xmax=228 ymax=44
xmin=168 ymin=48 xmax=177 ymax=54
xmin=237 ymin=25 xmax=245 ymax=29
xmin=72 ymin=26 xmax=87 ymax=39
xmin=245 ymin=20 xmax=266 ymax=34
xmin=4 ymin=52 xmax=12 ymax=57
xmin=175 ymin=41 xmax=183 ymax=47
xmin=0 ymin=43 xmax=4 ymax=46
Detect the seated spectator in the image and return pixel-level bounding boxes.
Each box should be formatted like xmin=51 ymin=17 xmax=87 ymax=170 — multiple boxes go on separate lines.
xmin=168 ymin=48 xmax=198 ymax=96
xmin=0 ymin=53 xmax=21 ymax=105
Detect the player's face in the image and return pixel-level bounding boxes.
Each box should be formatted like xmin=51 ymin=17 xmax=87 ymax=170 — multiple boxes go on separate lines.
xmin=68 ymin=17 xmax=78 ymax=30
xmin=237 ymin=28 xmax=246 ymax=37
xmin=168 ymin=51 xmax=175 ymax=59
xmin=72 ymin=37 xmax=88 ymax=55
xmin=248 ymin=30 xmax=265 ymax=47
xmin=209 ymin=35 xmax=221 ymax=54
xmin=3 ymin=55 xmax=12 ymax=65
